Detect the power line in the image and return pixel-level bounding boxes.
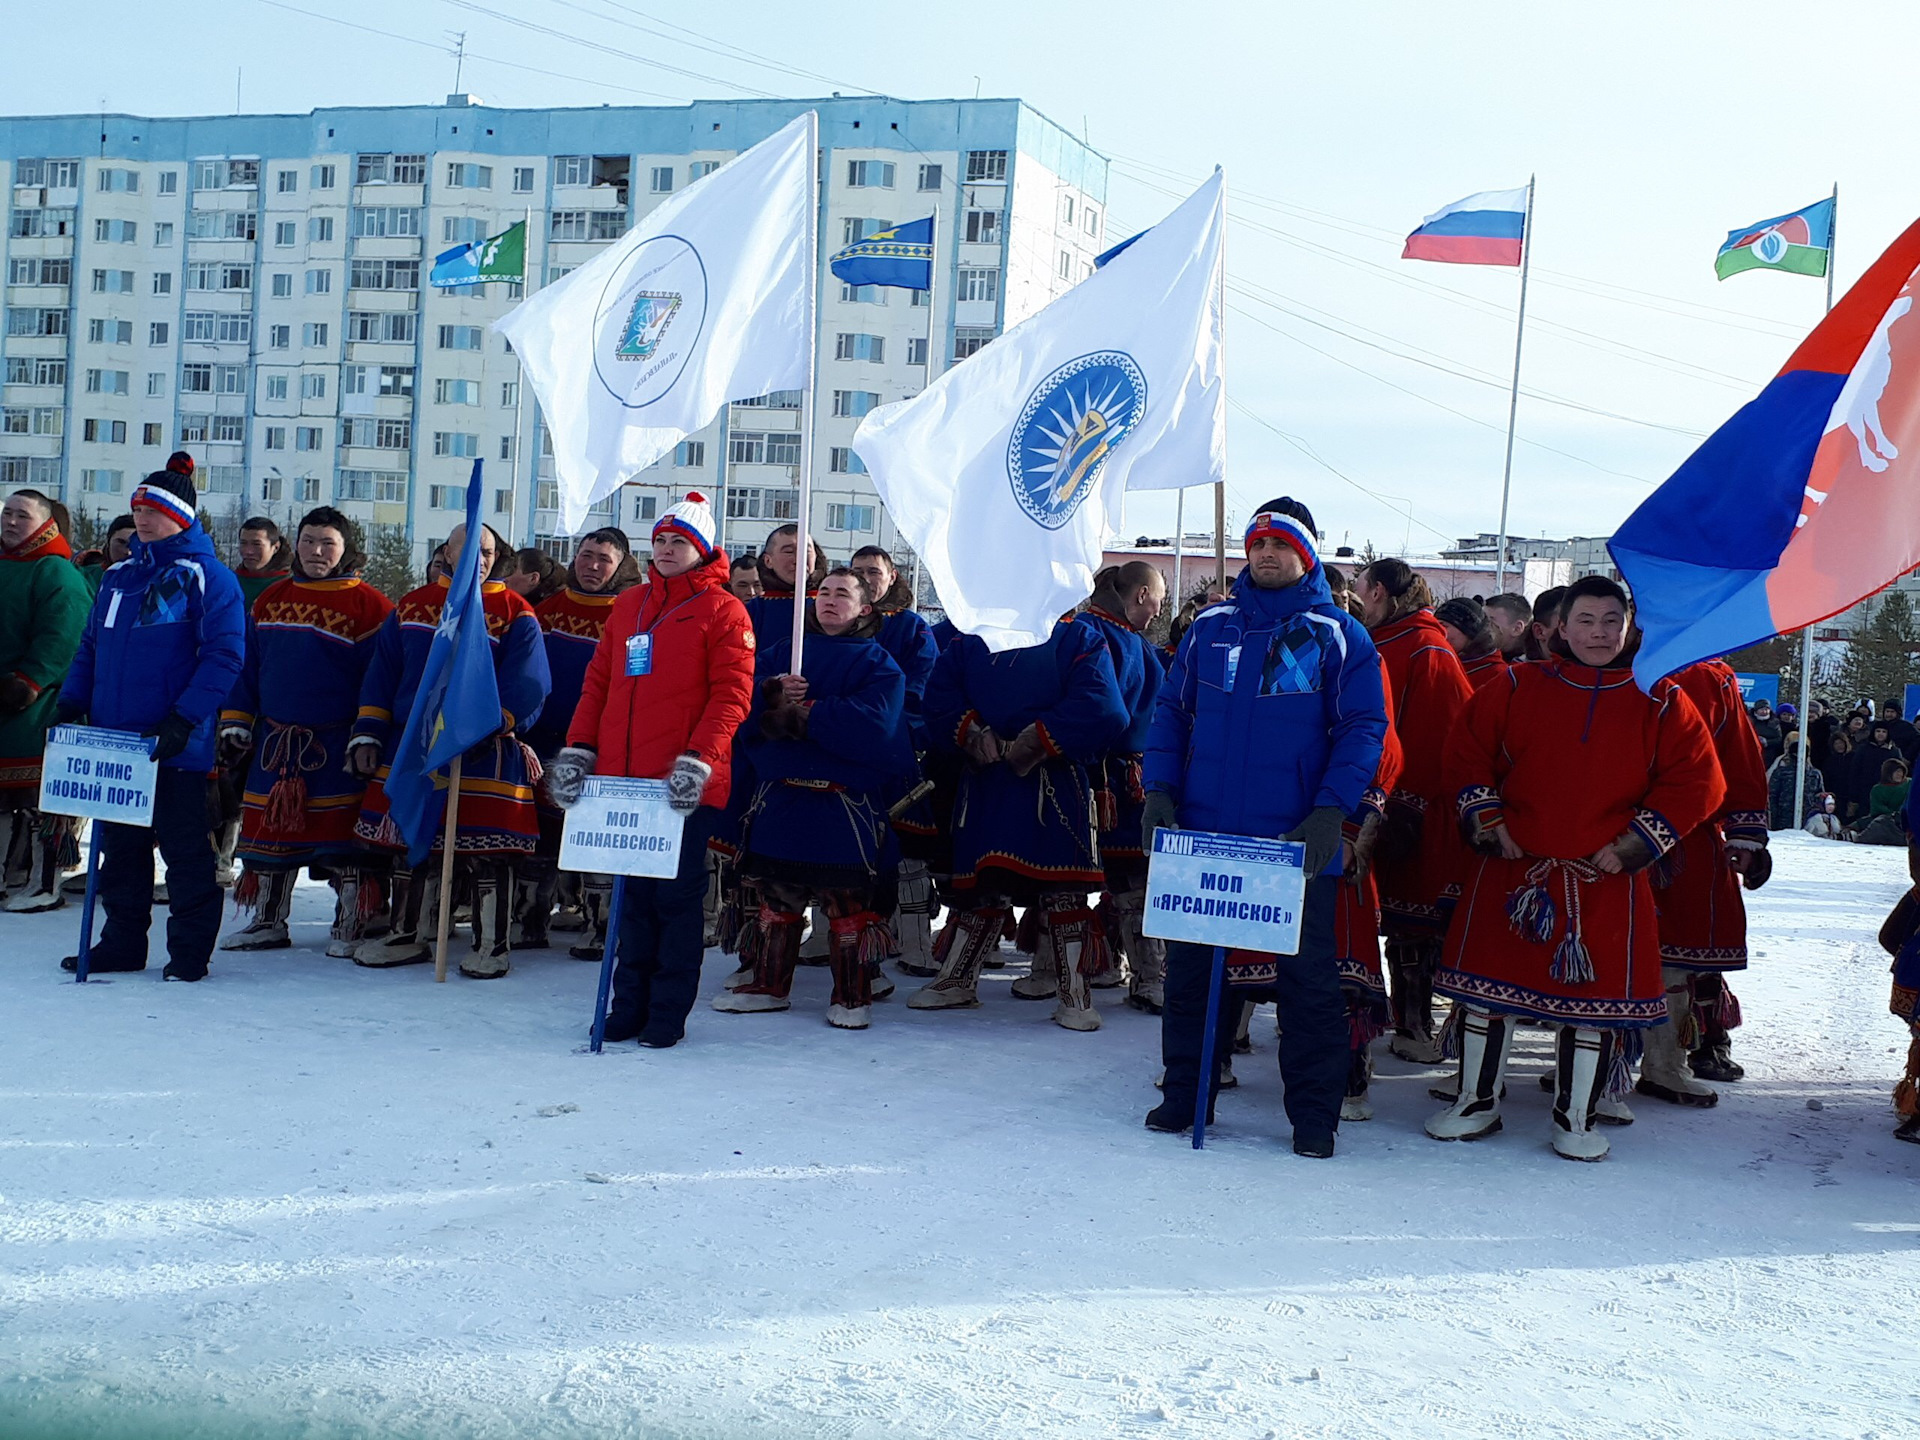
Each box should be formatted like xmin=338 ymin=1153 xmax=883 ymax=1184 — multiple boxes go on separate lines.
xmin=573 ymin=0 xmax=880 ymax=94
xmin=436 ymin=0 xmax=782 ymax=98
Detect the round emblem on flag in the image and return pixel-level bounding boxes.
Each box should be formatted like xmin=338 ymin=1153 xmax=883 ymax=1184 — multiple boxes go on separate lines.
xmin=1006 ymin=351 xmax=1148 ymax=531
xmin=592 ymin=235 xmax=710 ymax=408
xmin=1753 ymin=228 xmax=1789 ymax=266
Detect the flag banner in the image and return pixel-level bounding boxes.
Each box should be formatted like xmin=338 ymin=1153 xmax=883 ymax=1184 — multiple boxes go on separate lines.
xmin=829 ymin=216 xmax=933 ymax=290
xmin=854 ymin=171 xmax=1224 ymax=652
xmin=381 ymin=461 xmax=503 ymax=864
xmin=1402 ymin=187 xmax=1527 ymax=267
xmin=1715 ymin=198 xmax=1834 ymax=282
xmin=494 ymin=113 xmax=813 ymax=534
xmin=430 ymin=220 xmax=526 ymax=288
xmin=1612 ymin=215 xmax=1920 ymax=689
xmin=1094 ymin=229 xmax=1146 ymax=269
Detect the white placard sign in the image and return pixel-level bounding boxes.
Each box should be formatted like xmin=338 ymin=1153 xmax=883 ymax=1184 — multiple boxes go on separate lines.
xmin=38 ymin=725 xmax=159 ymax=826
xmin=559 ymin=776 xmax=684 ymax=879
xmin=1143 ymin=828 xmax=1306 ymax=955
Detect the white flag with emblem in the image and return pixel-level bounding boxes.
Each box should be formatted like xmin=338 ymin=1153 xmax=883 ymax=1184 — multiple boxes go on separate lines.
xmin=495 ymin=112 xmax=814 ymax=534
xmin=853 ymin=170 xmax=1224 ymax=651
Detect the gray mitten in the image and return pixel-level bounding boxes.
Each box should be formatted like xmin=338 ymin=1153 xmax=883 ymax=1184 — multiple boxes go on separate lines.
xmin=546 ymin=745 xmax=596 ymax=809
xmin=667 ymin=753 xmax=712 ymax=813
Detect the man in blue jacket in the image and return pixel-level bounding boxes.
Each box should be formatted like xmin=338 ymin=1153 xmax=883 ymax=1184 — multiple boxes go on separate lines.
xmin=56 ymin=460 xmax=246 ymax=981
xmin=1140 ymin=498 xmax=1387 ymax=1157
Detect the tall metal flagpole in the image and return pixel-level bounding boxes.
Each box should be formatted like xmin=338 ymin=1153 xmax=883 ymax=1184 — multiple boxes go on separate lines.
xmin=1172 ymin=489 xmax=1186 ymax=603
xmin=1211 ymin=165 xmax=1228 ymax=595
xmin=507 ymin=208 xmax=531 ymax=544
xmin=1794 ymin=181 xmax=1838 ymax=817
xmin=1493 ymin=176 xmax=1535 ymax=597
xmin=908 ymin=206 xmax=940 ymax=607
xmin=789 ymin=110 xmax=821 ymax=674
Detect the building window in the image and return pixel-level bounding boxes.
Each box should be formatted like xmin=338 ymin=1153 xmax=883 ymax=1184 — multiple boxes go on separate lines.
xmin=438 ymin=325 xmax=484 ymax=351
xmin=906 ymin=336 xmax=928 ymax=366
xmin=300 ymin=373 xmax=327 ymax=400
xmin=305 ymin=268 xmax=332 ymax=294
xmin=965 ymin=209 xmax=1002 ymax=244
xmin=177 ymin=414 xmax=208 ymax=443
xmin=1084 ymin=206 xmax=1100 ymax=237
xmin=80 ymin=469 xmax=124 ymax=494
xmin=275 ymin=221 xmax=296 ymax=247
xmin=829 ymin=447 xmax=868 ymax=476
xmin=276 ymin=168 xmax=298 ymax=193
xmin=355 ymin=154 xmax=389 ymax=185
xmin=589 ymin=211 xmax=626 ymax=240
xmin=158 ymin=170 xmax=179 ymax=194
xmin=1059 ymin=250 xmax=1074 ymax=280
xmin=212 ymin=414 xmax=245 ymax=442
xmin=152 ymin=221 xmax=174 ymax=246
xmin=90 ymin=268 xmax=136 ymax=293
xmin=842 ymin=217 xmax=889 ymax=245
xmin=265 ymin=426 xmax=286 ymax=451
xmin=673 ymin=440 xmax=705 ymax=467
xmin=93 ymin=218 xmax=137 ymax=243
xmin=309 ymin=216 xmax=334 ymax=243
xmin=953 ymin=328 xmax=994 ymax=361
xmin=634 ymin=494 xmax=658 ymax=521
xmin=380 ymin=366 xmax=415 ymax=398
xmin=428 ymin=484 xmax=466 ymax=509
xmin=846 ymin=160 xmax=895 ymax=189
xmin=296 ymin=426 xmax=323 ymax=452
xmin=839 ymin=283 xmax=886 ymax=305
xmin=351 ymin=258 xmax=420 ymax=290
xmin=649 ymin=166 xmax=674 ymax=194
xmin=735 ymin=390 xmax=805 ymax=409
xmin=690 ymin=161 xmax=720 ymax=181
xmin=512 ymin=166 xmax=534 ymax=193
xmin=151 ymin=272 xmax=172 ymax=296
xmin=2 ymin=357 xmax=63 ymax=386
xmin=303 ymin=322 xmax=329 ymax=348
xmin=834 ymin=332 xmax=885 ymax=363
xmin=87 ymin=319 xmax=134 ymax=345
xmin=311 ymin=163 xmax=335 ymax=189
xmin=204 ymin=465 xmax=245 ymax=494
xmin=500 ymin=382 xmax=519 ymax=408
xmin=433 ymin=431 xmax=480 ymax=458
xmin=81 ymin=419 xmax=128 ymax=444
xmin=442 ymin=215 xmax=487 ymax=245
xmin=216 ymin=314 xmax=251 ymax=344
xmin=549 ymin=210 xmax=586 ymax=241
xmin=340 ymin=417 xmax=412 ymax=450
xmin=436 ymin=378 xmax=482 ymax=406
xmin=83 ymin=369 xmax=130 ymax=395
xmin=959 ymin=268 xmax=999 ymax=303
xmin=917 ymin=163 xmax=942 ymax=192
xmin=827 ymin=503 xmax=875 ymax=532
xmin=445 ymin=163 xmax=492 ymax=189
xmin=6 ymin=307 xmax=67 ymax=337
xmin=1062 ymin=195 xmax=1076 ymax=226
xmin=146 ymin=372 xmax=166 ymax=396
xmin=965 ymin=150 xmax=1008 ymax=182
xmin=97 ymin=167 xmax=140 ymax=194
xmin=723 ymin=486 xmax=797 ymax=521
xmin=831 ymin=390 xmax=881 ymax=419
xmin=391 ymin=154 xmax=426 ymax=185
xmin=727 ymin=431 xmax=799 ymax=465
xmin=266 ymin=325 xmax=289 ymax=350
xmin=185 ymin=211 xmax=257 ymax=241
xmin=265 ymin=375 xmax=288 ymax=400
xmin=553 ymin=155 xmax=591 ymax=186
xmin=271 ymin=273 xmax=293 ymax=298
xmin=350 ymin=207 xmax=421 ymax=238
xmin=142 ymin=422 xmax=162 ymax=445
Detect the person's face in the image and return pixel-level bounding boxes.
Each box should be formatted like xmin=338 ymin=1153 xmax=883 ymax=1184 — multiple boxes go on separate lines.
xmin=132 ymin=508 xmax=184 ymax=543
xmin=238 ymin=528 xmax=273 ymax=570
xmin=1754 ymin=702 xmax=1772 ymax=720
xmin=849 ymin=555 xmax=894 ymax=603
xmin=651 ymin=533 xmax=700 ymax=577
xmin=1848 ymin=715 xmax=1866 ymax=734
xmin=1247 ymin=536 xmax=1305 ymax=591
xmin=1563 ymin=597 xmax=1627 ymax=667
xmin=572 ymin=539 xmax=620 ymax=593
xmin=295 ymin=524 xmax=345 ymax=579
xmin=446 ymin=524 xmax=497 ymax=581
xmin=729 ymin=566 xmax=762 ymax=601
xmin=814 ymin=574 xmax=870 ymax=633
xmin=1 ymin=495 xmax=48 ymax=551
xmin=1354 ymin=573 xmax=1392 ymax=625
xmin=106 ymin=526 xmax=135 ymax=564
xmin=1122 ymin=572 xmax=1168 ymax=630
xmin=1441 ymin=621 xmax=1472 ymax=655
xmin=1485 ymin=605 xmax=1528 ymax=652
xmin=764 ymin=532 xmax=799 ymax=587
xmin=1873 ymin=726 xmax=1891 ymax=746
xmin=1530 ymin=610 xmax=1561 ymax=648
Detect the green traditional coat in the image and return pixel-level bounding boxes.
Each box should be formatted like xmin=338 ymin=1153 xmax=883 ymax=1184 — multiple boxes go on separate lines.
xmin=0 ymin=521 xmax=92 ymax=794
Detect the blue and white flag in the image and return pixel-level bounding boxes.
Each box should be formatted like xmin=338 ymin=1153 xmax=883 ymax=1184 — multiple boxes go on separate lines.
xmin=854 ymin=171 xmax=1225 ymax=651
xmin=829 ymin=216 xmax=934 ymax=290
xmin=495 ymin=113 xmax=814 ymax=533
xmin=381 ymin=461 xmax=502 ymax=865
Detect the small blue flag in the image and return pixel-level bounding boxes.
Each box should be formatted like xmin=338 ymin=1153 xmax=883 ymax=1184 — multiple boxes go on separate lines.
xmin=380 ymin=460 xmax=503 ymax=864
xmin=829 ymin=215 xmax=934 ymax=290
xmin=1095 ymin=229 xmax=1147 ymax=269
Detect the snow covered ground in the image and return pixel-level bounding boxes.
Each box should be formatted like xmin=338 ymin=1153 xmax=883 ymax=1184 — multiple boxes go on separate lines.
xmin=2 ymin=832 xmax=1917 ymax=1440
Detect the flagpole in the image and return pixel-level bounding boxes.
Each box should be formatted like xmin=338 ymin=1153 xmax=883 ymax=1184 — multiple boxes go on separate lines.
xmin=1493 ymin=175 xmax=1535 ymax=597
xmin=1212 ymin=165 xmax=1228 ymax=592
xmin=432 ymin=759 xmax=462 ymax=984
xmin=508 ymin=209 xmax=531 ymax=545
xmin=790 ymin=110 xmax=821 ymax=674
xmin=1793 ymin=181 xmax=1837 ymax=819
xmin=1172 ymin=488 xmax=1186 ymax=603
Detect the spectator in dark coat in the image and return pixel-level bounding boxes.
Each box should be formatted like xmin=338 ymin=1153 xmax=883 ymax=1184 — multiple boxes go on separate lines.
xmin=1748 ymin=699 xmax=1785 ymax=770
xmin=1849 ymin=724 xmax=1904 ymax=823
xmin=1766 ymin=743 xmax=1824 ymax=831
xmin=1878 ymin=697 xmax=1919 ymax=762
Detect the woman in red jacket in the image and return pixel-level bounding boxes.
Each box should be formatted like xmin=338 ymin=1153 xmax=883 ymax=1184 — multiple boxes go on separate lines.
xmin=546 ymin=493 xmax=756 ymax=1048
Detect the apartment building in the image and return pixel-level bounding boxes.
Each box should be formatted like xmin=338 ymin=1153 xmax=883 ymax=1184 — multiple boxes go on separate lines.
xmin=0 ymin=95 xmax=1109 ymax=563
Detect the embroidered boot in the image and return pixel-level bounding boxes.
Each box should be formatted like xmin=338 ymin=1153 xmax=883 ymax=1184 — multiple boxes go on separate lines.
xmin=219 ymin=869 xmax=295 ymax=951
xmin=892 ymin=860 xmax=940 ymax=976
xmin=1551 ymin=1026 xmax=1613 ymax=1161
xmin=355 ymin=870 xmax=438 ymax=967
xmin=1426 ymin=1006 xmax=1512 ymax=1141
xmin=1046 ymin=903 xmax=1102 ymax=1032
xmin=1637 ymin=966 xmax=1719 ymax=1107
xmin=461 ymin=863 xmax=514 ymax=978
xmin=1113 ymin=888 xmax=1165 ymax=1013
xmin=712 ymin=906 xmax=803 ymax=1012
xmin=906 ymin=905 xmax=1008 ymax=1010
xmin=826 ymin=912 xmax=879 ymax=1030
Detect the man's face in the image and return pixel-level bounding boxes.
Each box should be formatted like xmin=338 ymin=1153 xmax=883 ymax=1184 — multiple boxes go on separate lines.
xmin=814 ymin=574 xmax=870 ymax=632
xmin=295 ymin=524 xmax=345 ymax=578
xmin=729 ymin=566 xmax=763 ymax=601
xmin=849 ymin=555 xmax=893 ymax=604
xmin=1246 ymin=536 xmax=1305 ymax=591
xmin=1754 ymin=702 xmax=1773 ymax=721
xmin=1485 ymin=604 xmax=1528 ymax=654
xmin=132 ymin=508 xmax=184 ymax=543
xmin=107 ymin=526 xmax=135 ymax=564
xmin=1530 ymin=609 xmax=1561 ymax=650
xmin=764 ymin=533 xmax=799 ymax=586
xmin=237 ymin=528 xmax=274 ymax=570
xmin=572 ymin=539 xmax=620 ymax=593
xmin=1122 ymin=572 xmax=1168 ymax=630
xmin=1563 ymin=597 xmax=1627 ymax=667
xmin=0 ymin=495 xmax=48 ymax=551
xmin=651 ymin=533 xmax=700 ymax=578
xmin=446 ymin=525 xmax=497 ymax=581
xmin=1441 ymin=621 xmax=1472 ymax=655
xmin=1882 ymin=702 xmax=1900 ymax=720
xmin=1354 ymin=574 xmax=1392 ymax=626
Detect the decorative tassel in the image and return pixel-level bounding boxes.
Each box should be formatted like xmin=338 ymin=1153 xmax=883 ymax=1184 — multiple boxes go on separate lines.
xmin=1713 ymin=982 xmax=1744 ymax=1033
xmin=1506 ymin=879 xmax=1556 ymax=945
xmin=233 ymin=867 xmax=261 ymax=913
xmin=261 ymin=773 xmax=309 ymax=836
xmin=52 ymin=824 xmax=79 ymax=870
xmin=1895 ymin=1034 xmax=1920 ymax=1118
xmin=1348 ymin=995 xmax=1389 ymax=1051
xmin=1119 ymin=756 xmax=1146 ymax=806
xmin=1604 ymin=1030 xmax=1643 ymax=1100
xmin=855 ymin=916 xmax=892 ymax=969
xmin=929 ymin=918 xmax=956 ymax=966
xmin=519 ymin=742 xmax=544 ymax=787
xmin=1551 ymin=933 xmax=1596 ymax=986
xmin=1093 ymin=787 xmax=1118 ymax=833
xmin=735 ymin=906 xmax=770 ymax=966
xmin=1075 ymin=909 xmax=1113 ymax=978
xmin=1676 ymin=1002 xmax=1702 ymax=1053
xmin=357 ymin=874 xmax=385 ymax=919
xmin=1014 ymin=907 xmax=1041 ymax=956
xmin=1438 ymin=1002 xmax=1466 ymax=1061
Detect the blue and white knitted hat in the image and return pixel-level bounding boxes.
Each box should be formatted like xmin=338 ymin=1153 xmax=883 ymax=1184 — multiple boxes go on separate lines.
xmin=653 ymin=490 xmax=716 ymax=556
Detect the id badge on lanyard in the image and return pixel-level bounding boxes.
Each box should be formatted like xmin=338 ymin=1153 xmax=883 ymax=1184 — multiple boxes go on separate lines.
xmin=625 ymin=632 xmax=654 ymax=677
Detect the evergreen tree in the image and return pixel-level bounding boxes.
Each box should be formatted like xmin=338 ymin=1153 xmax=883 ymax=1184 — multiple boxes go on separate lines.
xmin=1840 ymin=592 xmax=1920 ymax=707
xmin=363 ymin=523 xmax=419 ymax=602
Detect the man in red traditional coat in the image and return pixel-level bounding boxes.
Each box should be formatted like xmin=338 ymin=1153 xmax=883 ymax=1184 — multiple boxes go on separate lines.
xmin=1427 ymin=576 xmax=1724 ymax=1161
xmin=1641 ymin=657 xmax=1772 ymax=1103
xmin=1355 ymin=560 xmax=1475 ymax=1063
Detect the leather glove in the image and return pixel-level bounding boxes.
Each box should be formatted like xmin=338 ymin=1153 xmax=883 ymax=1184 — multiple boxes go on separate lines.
xmin=144 ymin=711 xmax=196 ymax=764
xmin=1286 ymin=805 xmax=1346 ymax=879
xmin=1734 ymin=843 xmax=1772 ymax=891
xmin=666 ymin=753 xmax=711 ymax=813
xmin=1378 ymin=794 xmax=1423 ymax=864
xmin=1597 ymin=829 xmax=1656 ymax=874
xmin=346 ymin=738 xmax=382 ymax=779
xmin=217 ymin=725 xmax=253 ymax=766
xmin=960 ymin=722 xmax=1004 ymax=768
xmin=546 ymin=745 xmax=596 ymax=809
xmin=1349 ymin=811 xmax=1383 ymax=887
xmin=0 ymin=674 xmax=35 ymax=716
xmin=1003 ymin=724 xmax=1049 ymax=777
xmin=1141 ymin=790 xmax=1179 ymax=853
xmin=52 ymin=696 xmax=88 ymax=728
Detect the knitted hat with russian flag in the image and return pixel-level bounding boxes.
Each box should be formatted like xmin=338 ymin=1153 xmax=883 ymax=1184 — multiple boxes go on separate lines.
xmin=130 ymin=451 xmax=199 ymax=530
xmin=1244 ymin=495 xmax=1318 ymax=567
xmin=652 ymin=490 xmax=717 ymax=557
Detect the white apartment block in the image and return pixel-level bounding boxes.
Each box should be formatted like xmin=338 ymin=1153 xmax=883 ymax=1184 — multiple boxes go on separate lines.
xmin=0 ymin=96 xmax=1110 ymax=565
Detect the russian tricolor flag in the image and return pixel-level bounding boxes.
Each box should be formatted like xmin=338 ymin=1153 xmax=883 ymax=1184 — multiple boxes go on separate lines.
xmin=1613 ymin=215 xmax=1920 ymax=688
xmin=1402 ymin=187 xmax=1528 ymax=267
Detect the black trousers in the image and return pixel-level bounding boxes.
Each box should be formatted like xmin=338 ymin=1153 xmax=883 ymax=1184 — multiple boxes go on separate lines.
xmin=95 ymin=767 xmax=222 ymax=976
xmin=1160 ymin=872 xmax=1346 ymax=1140
xmin=609 ymin=804 xmax=718 ymax=1045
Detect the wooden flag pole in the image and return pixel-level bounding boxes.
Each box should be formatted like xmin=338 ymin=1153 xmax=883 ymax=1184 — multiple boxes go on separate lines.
xmin=432 ymin=757 xmax=463 ymax=983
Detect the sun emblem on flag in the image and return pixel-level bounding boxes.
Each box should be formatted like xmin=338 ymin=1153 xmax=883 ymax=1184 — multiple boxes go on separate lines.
xmin=1007 ymin=352 xmax=1148 ymax=531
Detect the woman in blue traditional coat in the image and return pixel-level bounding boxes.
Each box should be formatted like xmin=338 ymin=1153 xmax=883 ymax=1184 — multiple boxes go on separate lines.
xmin=908 ymin=615 xmax=1128 ymax=1030
xmin=713 ymin=568 xmax=912 ymax=1030
xmin=347 ymin=522 xmax=551 ymax=979
xmin=217 ymin=508 xmax=394 ymax=955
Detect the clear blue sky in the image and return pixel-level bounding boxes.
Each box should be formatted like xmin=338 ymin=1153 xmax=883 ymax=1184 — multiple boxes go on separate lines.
xmin=8 ymin=0 xmax=1915 ymax=554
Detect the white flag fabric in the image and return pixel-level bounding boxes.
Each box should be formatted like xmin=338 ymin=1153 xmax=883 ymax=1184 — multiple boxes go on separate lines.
xmin=854 ymin=171 xmax=1224 ymax=651
xmin=495 ymin=112 xmax=814 ymax=534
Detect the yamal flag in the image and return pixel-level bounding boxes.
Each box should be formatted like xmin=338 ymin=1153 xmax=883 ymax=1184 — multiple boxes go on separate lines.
xmin=829 ymin=216 xmax=933 ymax=290
xmin=431 ymin=220 xmax=526 ymax=288
xmin=380 ymin=460 xmax=502 ymax=864
xmin=1715 ymin=198 xmax=1833 ymax=281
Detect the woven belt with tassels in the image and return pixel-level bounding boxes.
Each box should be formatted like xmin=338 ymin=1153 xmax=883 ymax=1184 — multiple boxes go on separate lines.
xmin=1505 ymin=857 xmax=1603 ymax=986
